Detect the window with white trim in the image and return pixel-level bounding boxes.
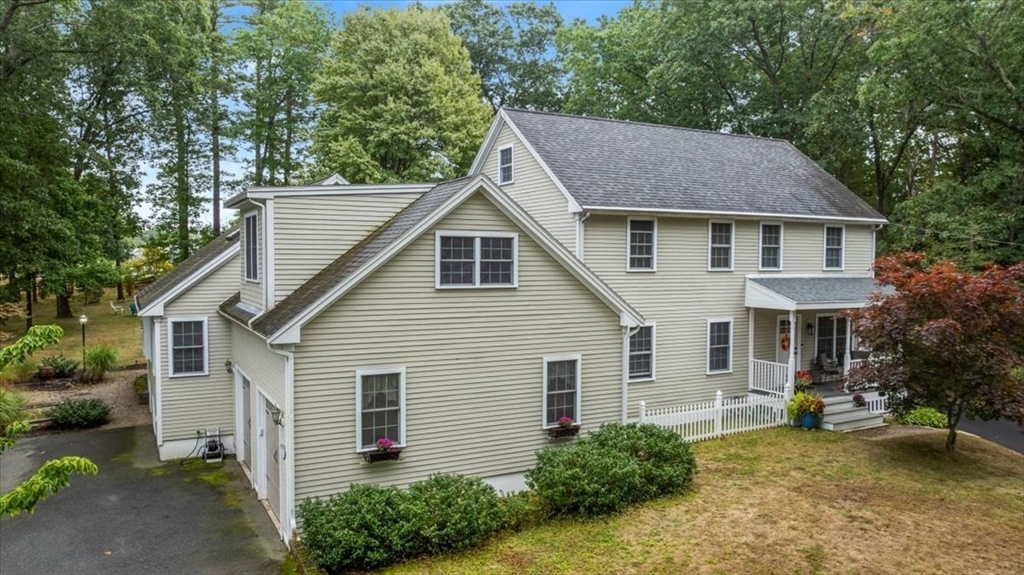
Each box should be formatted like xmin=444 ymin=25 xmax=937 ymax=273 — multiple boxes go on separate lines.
xmin=543 ymin=356 xmax=580 ymax=428
xmin=244 ymin=213 xmax=259 ymax=281
xmin=498 ymin=145 xmax=514 ymax=184
xmin=709 ymin=222 xmax=733 ymax=270
xmin=760 ymin=222 xmax=782 ymax=270
xmin=628 ymin=325 xmax=654 ymax=380
xmin=627 ymin=219 xmax=656 ymax=271
xmin=169 ymin=319 xmax=208 ymax=376
xmin=824 ymin=225 xmax=844 ymax=269
xmin=356 ymin=369 xmax=405 ymax=451
xmin=707 ymin=319 xmax=733 ymax=373
xmin=436 ymin=232 xmax=517 ymax=288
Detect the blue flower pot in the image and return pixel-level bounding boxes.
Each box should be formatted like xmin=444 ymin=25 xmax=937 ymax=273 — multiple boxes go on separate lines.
xmin=801 ymin=413 xmax=819 ymax=430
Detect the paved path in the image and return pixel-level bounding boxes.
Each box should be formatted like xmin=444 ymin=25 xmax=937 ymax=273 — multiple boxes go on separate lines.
xmin=0 ymin=426 xmax=286 ymax=575
xmin=960 ymin=418 xmax=1024 ymax=454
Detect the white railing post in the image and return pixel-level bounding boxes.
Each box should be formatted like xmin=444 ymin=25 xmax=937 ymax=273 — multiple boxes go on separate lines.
xmin=714 ymin=391 xmax=723 ymax=436
xmin=638 ymin=400 xmax=647 ymax=423
xmin=783 ymin=381 xmax=793 ymax=402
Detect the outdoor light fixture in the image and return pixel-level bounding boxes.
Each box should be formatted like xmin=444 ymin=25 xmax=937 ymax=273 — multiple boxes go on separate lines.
xmin=270 ymin=406 xmax=284 ymax=426
xmin=224 ymin=359 xmax=234 ymax=374
xmin=806 ymin=322 xmax=814 ymax=336
xmin=79 ymin=313 xmax=88 ymax=368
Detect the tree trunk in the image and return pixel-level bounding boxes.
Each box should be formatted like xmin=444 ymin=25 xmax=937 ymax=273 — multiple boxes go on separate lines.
xmin=25 ymin=278 xmax=33 ymax=330
xmin=210 ymin=0 xmax=222 ymax=236
xmin=174 ymin=104 xmax=190 ymax=262
xmin=945 ymin=425 xmax=958 ymax=452
xmin=56 ymin=293 xmax=72 ymax=319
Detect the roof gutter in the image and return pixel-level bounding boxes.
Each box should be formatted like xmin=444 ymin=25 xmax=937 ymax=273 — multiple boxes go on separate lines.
xmin=581 ymin=205 xmax=888 ymax=225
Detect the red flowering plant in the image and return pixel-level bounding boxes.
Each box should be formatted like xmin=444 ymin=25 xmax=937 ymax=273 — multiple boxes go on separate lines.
xmin=375 ymin=437 xmax=394 ymax=452
xmin=557 ymin=416 xmax=574 ymax=429
xmin=794 ymin=370 xmax=813 ymax=392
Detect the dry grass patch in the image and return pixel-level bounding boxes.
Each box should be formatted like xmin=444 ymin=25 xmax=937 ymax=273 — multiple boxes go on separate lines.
xmin=390 ymin=427 xmax=1024 ymax=575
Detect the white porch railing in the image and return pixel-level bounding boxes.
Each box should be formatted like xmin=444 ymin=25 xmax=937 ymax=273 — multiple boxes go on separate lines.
xmin=863 ymin=391 xmax=889 ymax=414
xmin=639 ymin=391 xmax=788 ymax=442
xmin=848 ymin=358 xmax=866 ymax=372
xmin=749 ymin=359 xmax=789 ymax=397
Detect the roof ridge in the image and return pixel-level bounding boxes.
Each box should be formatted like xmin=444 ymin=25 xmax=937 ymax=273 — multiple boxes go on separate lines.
xmin=501 ymin=107 xmax=790 ymax=144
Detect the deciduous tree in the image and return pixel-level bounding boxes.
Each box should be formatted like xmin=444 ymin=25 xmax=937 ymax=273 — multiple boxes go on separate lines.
xmin=847 ymin=253 xmax=1024 ymax=452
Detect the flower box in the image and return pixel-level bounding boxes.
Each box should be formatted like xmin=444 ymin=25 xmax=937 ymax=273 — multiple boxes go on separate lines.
xmin=547 ymin=425 xmax=581 ymax=439
xmin=362 ymin=448 xmax=402 ymax=463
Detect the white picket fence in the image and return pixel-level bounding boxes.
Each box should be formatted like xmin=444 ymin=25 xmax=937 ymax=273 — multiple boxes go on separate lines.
xmin=639 ymin=391 xmax=788 ymax=442
xmin=864 ymin=392 xmax=889 ymax=414
xmin=749 ymin=359 xmax=789 ymax=396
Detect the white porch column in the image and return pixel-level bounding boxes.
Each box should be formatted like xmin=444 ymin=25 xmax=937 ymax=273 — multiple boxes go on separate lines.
xmin=748 ymin=308 xmax=755 ymax=391
xmin=844 ymin=317 xmax=853 ymax=374
xmin=786 ymin=309 xmax=796 ymax=401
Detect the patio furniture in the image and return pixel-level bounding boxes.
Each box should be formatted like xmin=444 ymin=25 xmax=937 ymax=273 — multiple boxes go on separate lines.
xmin=109 ymin=301 xmax=125 ymax=315
xmin=815 ymin=353 xmax=842 ymax=387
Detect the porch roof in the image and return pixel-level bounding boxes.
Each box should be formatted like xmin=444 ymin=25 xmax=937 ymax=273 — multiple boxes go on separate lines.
xmin=745 ymin=276 xmax=893 ymax=311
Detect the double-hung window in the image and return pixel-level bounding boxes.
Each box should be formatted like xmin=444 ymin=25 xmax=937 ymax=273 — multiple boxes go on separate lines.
xmin=628 ymin=325 xmax=655 ymax=381
xmin=356 ymin=368 xmax=406 ymax=451
xmin=244 ymin=213 xmax=259 ymax=281
xmin=436 ymin=232 xmax=517 ymax=288
xmin=824 ymin=225 xmax=844 ymax=270
xmin=760 ymin=222 xmax=783 ymax=270
xmin=498 ymin=145 xmax=514 ymax=184
xmin=169 ymin=318 xmax=208 ymax=376
xmin=708 ymin=221 xmax=733 ymax=271
xmin=627 ymin=218 xmax=656 ymax=271
xmin=543 ymin=355 xmax=581 ymax=428
xmin=707 ymin=318 xmax=733 ymax=374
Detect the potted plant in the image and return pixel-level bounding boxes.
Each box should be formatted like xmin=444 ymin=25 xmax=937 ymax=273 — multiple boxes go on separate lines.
xmin=787 ymin=392 xmax=825 ymax=429
xmin=851 ymin=394 xmax=867 ymax=408
xmin=547 ymin=416 xmax=581 ymax=438
xmin=794 ymin=370 xmax=813 ymax=393
xmin=362 ymin=437 xmax=402 ymax=463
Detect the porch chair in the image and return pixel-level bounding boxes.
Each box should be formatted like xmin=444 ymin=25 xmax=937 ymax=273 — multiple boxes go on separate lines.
xmin=109 ymin=300 xmax=125 ymax=315
xmin=816 ymin=353 xmax=842 ymax=387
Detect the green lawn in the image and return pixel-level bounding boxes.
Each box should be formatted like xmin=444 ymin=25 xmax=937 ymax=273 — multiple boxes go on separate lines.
xmin=2 ymin=287 xmax=143 ymax=373
xmin=390 ymin=427 xmax=1024 ymax=575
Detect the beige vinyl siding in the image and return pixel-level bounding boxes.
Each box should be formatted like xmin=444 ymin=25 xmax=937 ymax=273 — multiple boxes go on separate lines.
xmin=240 ymin=209 xmax=263 ymax=309
xmin=752 ymin=310 xmax=815 ymax=371
xmin=479 ymin=124 xmax=577 ymax=250
xmin=273 ymin=193 xmax=422 ymax=302
xmin=160 ymin=255 xmax=240 ymax=442
xmin=774 ymin=222 xmax=874 ymax=273
xmin=291 ymin=193 xmax=623 ymax=501
xmin=231 ymin=323 xmax=286 ymax=408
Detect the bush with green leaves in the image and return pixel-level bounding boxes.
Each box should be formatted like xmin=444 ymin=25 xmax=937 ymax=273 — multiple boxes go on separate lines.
xmin=298 ymin=484 xmax=413 ymax=573
xmin=498 ymin=490 xmax=543 ymax=532
xmin=405 ymin=474 xmax=502 ymax=555
xmin=48 ymin=398 xmax=111 ymax=429
xmin=586 ymin=423 xmax=697 ymax=502
xmin=527 ymin=440 xmax=643 ymax=518
xmin=83 ymin=345 xmax=119 ymax=382
xmin=897 ymin=406 xmax=949 ymax=429
xmin=0 ymin=389 xmax=25 ymax=430
xmin=40 ymin=355 xmax=79 ymax=378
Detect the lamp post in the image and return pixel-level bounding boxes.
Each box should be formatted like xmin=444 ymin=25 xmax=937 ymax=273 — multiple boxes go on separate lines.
xmin=79 ymin=313 xmax=88 ymax=369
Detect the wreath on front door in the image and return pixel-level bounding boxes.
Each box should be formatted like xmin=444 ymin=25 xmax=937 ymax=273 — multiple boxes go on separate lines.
xmin=780 ymin=333 xmax=791 ymax=351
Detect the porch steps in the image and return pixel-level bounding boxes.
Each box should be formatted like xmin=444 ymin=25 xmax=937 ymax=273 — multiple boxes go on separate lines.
xmin=820 ymin=395 xmax=885 ymax=432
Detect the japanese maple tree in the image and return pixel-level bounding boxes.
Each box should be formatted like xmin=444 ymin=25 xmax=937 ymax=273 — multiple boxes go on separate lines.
xmin=847 ymin=253 xmax=1024 ymax=452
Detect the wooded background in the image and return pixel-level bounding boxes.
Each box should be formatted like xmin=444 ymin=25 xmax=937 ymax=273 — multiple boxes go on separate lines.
xmin=1 ymin=0 xmax=1020 ymax=317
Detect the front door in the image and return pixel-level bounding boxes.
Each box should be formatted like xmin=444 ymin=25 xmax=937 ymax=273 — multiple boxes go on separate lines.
xmin=263 ymin=398 xmax=281 ymax=521
xmin=241 ymin=377 xmax=251 ymax=468
xmin=776 ymin=315 xmax=802 ymax=365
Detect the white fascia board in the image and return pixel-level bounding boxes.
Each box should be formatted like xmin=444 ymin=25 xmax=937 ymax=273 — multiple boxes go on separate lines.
xmin=744 ymin=272 xmax=874 ymax=279
xmin=795 ymin=301 xmax=867 ymax=311
xmin=469 ymin=113 xmax=506 ymax=174
xmin=582 ymin=205 xmax=887 ymax=225
xmin=137 ymin=245 xmax=241 ymax=317
xmin=224 ymin=184 xmax=432 ymax=208
xmin=267 ymin=174 xmax=644 ymax=344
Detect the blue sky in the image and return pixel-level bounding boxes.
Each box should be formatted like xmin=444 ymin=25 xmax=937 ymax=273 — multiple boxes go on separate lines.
xmin=312 ymin=1 xmax=631 ymax=24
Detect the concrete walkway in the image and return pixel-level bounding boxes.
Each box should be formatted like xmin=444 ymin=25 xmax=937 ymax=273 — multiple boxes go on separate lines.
xmin=0 ymin=425 xmax=286 ymax=575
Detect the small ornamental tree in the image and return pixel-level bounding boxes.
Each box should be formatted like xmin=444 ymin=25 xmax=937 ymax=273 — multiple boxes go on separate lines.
xmin=846 ymin=253 xmax=1024 ymax=452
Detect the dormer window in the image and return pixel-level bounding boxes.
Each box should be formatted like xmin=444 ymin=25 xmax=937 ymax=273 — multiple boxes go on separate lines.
xmin=244 ymin=213 xmax=259 ymax=281
xmin=436 ymin=231 xmax=518 ymax=288
xmin=498 ymin=145 xmax=514 ymax=184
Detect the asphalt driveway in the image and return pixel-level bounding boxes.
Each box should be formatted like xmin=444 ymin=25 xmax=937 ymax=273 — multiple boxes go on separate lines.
xmin=0 ymin=425 xmax=286 ymax=575
xmin=960 ymin=418 xmax=1024 ymax=454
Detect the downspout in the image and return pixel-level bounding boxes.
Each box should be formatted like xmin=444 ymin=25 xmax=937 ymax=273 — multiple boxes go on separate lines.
xmin=575 ymin=212 xmax=591 ymax=260
xmin=265 ymin=339 xmax=296 ymax=545
xmin=621 ymin=325 xmax=641 ymax=423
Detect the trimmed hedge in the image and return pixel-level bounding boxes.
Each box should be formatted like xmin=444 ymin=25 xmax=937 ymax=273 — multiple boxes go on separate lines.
xmin=527 ymin=423 xmax=697 ymax=518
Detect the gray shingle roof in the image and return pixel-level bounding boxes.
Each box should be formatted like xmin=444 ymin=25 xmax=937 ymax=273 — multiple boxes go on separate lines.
xmin=502 ymin=109 xmax=885 ymax=222
xmin=251 ymin=177 xmax=471 ymax=336
xmin=135 ymin=228 xmax=240 ymax=311
xmin=218 ymin=292 xmax=258 ymax=325
xmin=749 ymin=276 xmax=892 ymax=304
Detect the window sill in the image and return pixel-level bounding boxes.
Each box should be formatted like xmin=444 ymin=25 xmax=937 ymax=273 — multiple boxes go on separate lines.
xmin=758 ymin=268 xmax=782 ymax=272
xmin=706 ymin=369 xmax=733 ymax=376
xmin=435 ymin=284 xmax=518 ymax=290
xmin=707 ymin=268 xmax=734 ymax=273
xmin=168 ymin=371 xmax=209 ymax=379
xmin=628 ymin=377 xmax=656 ymax=384
xmin=626 ymin=268 xmax=656 ymax=273
xmin=498 ymin=179 xmax=515 ymax=186
xmin=822 ymin=268 xmax=844 ymax=272
xmin=545 ymin=425 xmax=581 ymax=439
